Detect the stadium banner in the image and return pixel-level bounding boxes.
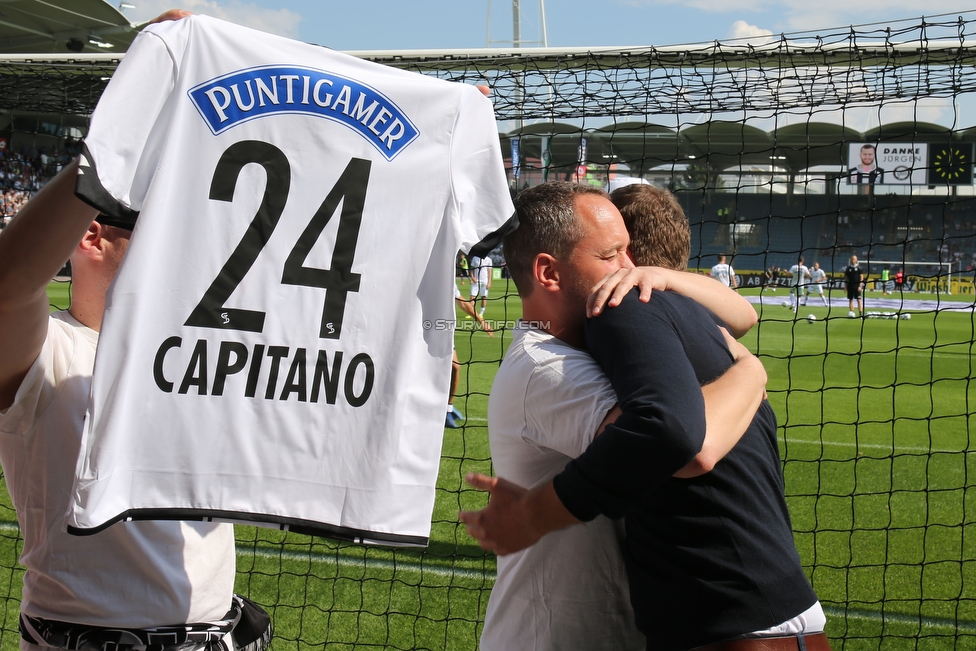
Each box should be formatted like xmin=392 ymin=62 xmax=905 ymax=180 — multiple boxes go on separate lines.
xmin=576 ymin=135 xmax=587 ymax=178
xmin=846 ymin=142 xmax=927 ymax=185
xmin=732 ymin=272 xmax=975 ymax=294
xmin=727 ymin=273 xmax=810 ymax=289
xmin=540 ymin=135 xmax=551 ymax=182
xmin=511 ymin=137 xmax=521 ymax=180
xmin=913 ymin=276 xmax=976 ymax=294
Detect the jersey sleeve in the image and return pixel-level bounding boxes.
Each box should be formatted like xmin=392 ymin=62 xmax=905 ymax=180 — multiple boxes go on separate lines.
xmin=449 ymin=85 xmax=516 ymax=258
xmin=553 ymin=292 xmax=707 ymax=521
xmin=75 ymin=25 xmax=180 ymax=224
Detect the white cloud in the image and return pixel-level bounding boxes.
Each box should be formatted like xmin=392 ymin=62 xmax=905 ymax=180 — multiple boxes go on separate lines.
xmin=728 ymin=20 xmax=774 ymax=43
xmin=124 ymin=0 xmax=302 ymax=39
xmin=777 ymin=1 xmax=972 ymax=31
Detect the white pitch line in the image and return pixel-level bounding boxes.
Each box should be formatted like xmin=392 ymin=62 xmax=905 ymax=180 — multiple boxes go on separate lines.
xmin=241 ymin=546 xmax=495 ymax=581
xmin=0 ymin=521 xmax=494 ymax=581
xmin=5 ymin=523 xmax=976 ymax=631
xmin=782 ymin=437 xmax=969 ymax=455
xmin=823 ymin=606 xmax=976 ymax=633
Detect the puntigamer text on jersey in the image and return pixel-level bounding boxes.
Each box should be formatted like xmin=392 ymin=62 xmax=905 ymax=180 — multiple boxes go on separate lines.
xmin=189 ymin=66 xmax=419 ymax=160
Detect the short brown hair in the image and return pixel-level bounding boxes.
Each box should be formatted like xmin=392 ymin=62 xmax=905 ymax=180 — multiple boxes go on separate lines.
xmin=503 ymin=182 xmax=606 ymax=296
xmin=610 ymin=184 xmax=690 ymax=271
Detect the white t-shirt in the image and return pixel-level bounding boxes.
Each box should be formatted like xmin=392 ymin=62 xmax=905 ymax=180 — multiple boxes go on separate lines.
xmin=69 ymin=15 xmax=514 ymax=545
xmin=709 ymin=263 xmax=735 ymax=287
xmin=0 ymin=313 xmax=236 ymax=629
xmin=788 ymin=264 xmax=810 ymax=288
xmin=810 ymin=267 xmax=827 ymax=284
xmin=481 ymin=326 xmax=645 ymax=651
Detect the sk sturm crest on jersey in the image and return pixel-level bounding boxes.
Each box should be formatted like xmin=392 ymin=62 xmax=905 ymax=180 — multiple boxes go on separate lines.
xmin=69 ymin=15 xmax=515 ymax=546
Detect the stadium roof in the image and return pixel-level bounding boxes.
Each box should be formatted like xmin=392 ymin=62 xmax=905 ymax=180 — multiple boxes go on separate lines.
xmin=0 ymin=0 xmax=139 ymax=54
xmin=499 ymin=120 xmax=976 ymax=177
xmin=2 ymin=8 xmax=975 ymax=177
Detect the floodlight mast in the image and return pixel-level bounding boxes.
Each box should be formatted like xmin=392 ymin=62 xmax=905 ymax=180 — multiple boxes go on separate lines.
xmin=486 ymin=0 xmax=548 ymax=47
xmin=540 ymin=0 xmax=548 ymax=46
xmin=513 ymin=0 xmax=520 ymax=47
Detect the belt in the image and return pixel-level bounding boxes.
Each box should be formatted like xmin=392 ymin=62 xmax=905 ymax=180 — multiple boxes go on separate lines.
xmin=692 ymin=632 xmax=832 ymax=651
xmin=20 ymin=595 xmax=271 ymax=651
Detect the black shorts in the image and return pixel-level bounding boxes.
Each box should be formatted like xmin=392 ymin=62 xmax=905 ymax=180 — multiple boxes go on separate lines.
xmin=846 ymin=285 xmax=861 ymax=300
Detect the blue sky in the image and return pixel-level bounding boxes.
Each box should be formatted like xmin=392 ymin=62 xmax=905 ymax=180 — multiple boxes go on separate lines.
xmin=119 ymin=1 xmax=976 ymax=129
xmin=124 ymin=1 xmax=976 ymax=51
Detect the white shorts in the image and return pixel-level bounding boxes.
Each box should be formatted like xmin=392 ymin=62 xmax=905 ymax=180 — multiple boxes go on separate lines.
xmin=807 ymin=284 xmax=824 ymax=295
xmin=470 ymin=282 xmax=489 ymax=298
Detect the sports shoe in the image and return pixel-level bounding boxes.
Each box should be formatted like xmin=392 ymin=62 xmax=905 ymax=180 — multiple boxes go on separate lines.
xmin=445 ymin=412 xmax=462 ymax=429
xmin=450 ymin=405 xmax=464 ymax=420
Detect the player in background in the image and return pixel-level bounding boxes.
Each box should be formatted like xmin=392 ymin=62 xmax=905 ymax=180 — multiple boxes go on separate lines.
xmin=0 ymin=15 xmax=271 ymax=649
xmin=845 ymin=256 xmax=866 ymax=317
xmin=469 ymin=254 xmax=493 ymax=317
xmin=766 ymin=265 xmax=779 ymax=292
xmin=880 ymin=267 xmax=890 ymax=295
xmin=894 ymin=268 xmax=905 ymax=292
xmin=447 ymin=283 xmax=493 ymax=429
xmin=805 ymin=261 xmax=830 ymax=307
xmin=783 ymin=256 xmax=811 ymax=311
xmin=709 ymin=253 xmax=738 ymax=288
xmin=445 ymin=82 xmax=498 ymax=430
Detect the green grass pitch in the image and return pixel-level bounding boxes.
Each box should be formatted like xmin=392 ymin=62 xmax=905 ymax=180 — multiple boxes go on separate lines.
xmin=0 ymin=280 xmax=969 ymax=649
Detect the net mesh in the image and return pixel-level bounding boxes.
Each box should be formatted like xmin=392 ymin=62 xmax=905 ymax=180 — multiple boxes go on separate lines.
xmin=3 ymin=11 xmax=976 ymax=650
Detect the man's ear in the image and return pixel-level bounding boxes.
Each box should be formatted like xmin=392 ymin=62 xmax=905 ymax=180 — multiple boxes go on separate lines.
xmin=76 ymin=221 xmax=106 ymax=261
xmin=533 ymin=253 xmax=562 ymax=293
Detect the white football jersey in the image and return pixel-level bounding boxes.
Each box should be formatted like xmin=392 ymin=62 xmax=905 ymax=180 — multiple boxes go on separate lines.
xmin=69 ymin=15 xmax=514 ymax=546
xmin=709 ymin=263 xmax=734 ymax=287
xmin=811 ymin=268 xmax=827 ymax=284
xmin=472 ymin=255 xmax=493 ymax=285
xmin=788 ymin=264 xmax=810 ymax=287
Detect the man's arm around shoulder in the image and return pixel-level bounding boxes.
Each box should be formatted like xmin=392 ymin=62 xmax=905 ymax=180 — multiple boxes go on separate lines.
xmin=554 ymin=292 xmax=707 ymax=521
